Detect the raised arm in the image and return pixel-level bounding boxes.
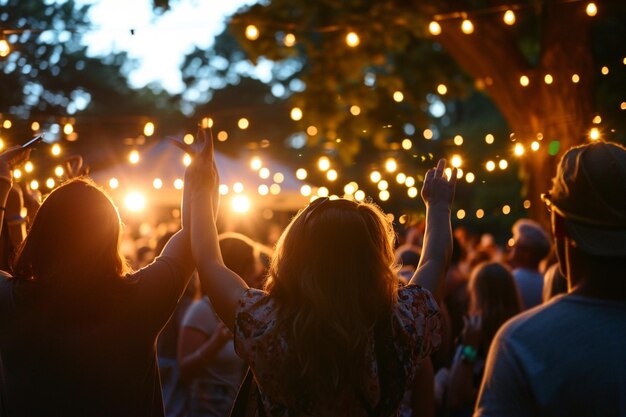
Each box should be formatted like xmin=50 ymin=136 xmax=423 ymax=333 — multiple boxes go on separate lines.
xmin=185 ymin=130 xmax=248 ymax=331
xmin=409 ymin=159 xmax=457 ymax=302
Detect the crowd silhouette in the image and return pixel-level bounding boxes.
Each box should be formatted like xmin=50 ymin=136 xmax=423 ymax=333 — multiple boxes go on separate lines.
xmin=0 ymin=136 xmax=624 ymax=417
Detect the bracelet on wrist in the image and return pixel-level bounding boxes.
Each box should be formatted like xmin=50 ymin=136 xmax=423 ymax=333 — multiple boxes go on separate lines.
xmin=460 ymin=344 xmax=478 ymax=364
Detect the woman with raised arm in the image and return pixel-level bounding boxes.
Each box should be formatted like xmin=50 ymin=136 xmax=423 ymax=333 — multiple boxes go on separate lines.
xmin=186 ymin=132 xmax=456 ymax=416
xmin=0 ymin=156 xmax=195 ymax=416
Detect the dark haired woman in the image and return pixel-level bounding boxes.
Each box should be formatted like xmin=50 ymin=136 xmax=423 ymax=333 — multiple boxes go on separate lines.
xmin=446 ymin=262 xmax=522 ymax=415
xmin=0 ymin=176 xmax=194 ymax=416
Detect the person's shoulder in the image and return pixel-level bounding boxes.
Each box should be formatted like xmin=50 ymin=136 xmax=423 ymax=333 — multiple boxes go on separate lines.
xmin=397 ymin=284 xmax=439 ymax=311
xmin=496 ymin=295 xmax=573 ymax=340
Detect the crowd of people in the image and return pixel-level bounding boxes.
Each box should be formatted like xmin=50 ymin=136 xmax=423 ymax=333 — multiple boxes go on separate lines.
xmin=0 ymin=136 xmax=624 ymax=417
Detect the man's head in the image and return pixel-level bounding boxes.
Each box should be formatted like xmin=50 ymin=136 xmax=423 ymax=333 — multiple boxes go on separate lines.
xmin=509 ymin=219 xmax=551 ymax=270
xmin=542 ymin=141 xmax=626 ymax=288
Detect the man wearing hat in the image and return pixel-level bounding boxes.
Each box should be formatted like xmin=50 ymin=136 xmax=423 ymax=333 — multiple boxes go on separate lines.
xmin=474 ymin=141 xmax=626 ymax=417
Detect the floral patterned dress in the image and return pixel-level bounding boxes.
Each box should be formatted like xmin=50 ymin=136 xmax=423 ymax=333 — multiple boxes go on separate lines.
xmin=234 ymin=285 xmax=442 ymax=417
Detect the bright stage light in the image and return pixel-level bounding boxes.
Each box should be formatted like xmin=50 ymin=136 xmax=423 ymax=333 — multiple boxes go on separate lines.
xmin=124 ymin=192 xmax=146 ymax=212
xmin=232 ymin=195 xmax=251 ymax=213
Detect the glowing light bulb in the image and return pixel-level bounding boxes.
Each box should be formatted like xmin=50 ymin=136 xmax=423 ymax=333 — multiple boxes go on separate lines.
xmin=350 ymin=105 xmax=361 ymax=116
xmin=531 ymin=141 xmax=540 ymax=151
xmin=13 ymin=169 xmax=22 ymax=179
xmin=250 ymin=157 xmax=262 ymax=170
xmin=451 ymin=155 xmax=462 ymax=168
xmin=520 ymin=75 xmax=530 ymax=87
xmin=485 ymin=134 xmax=495 ymax=144
xmin=300 ymin=185 xmax=312 ymax=196
xmin=385 ymin=158 xmax=397 ymax=173
xmin=378 ymin=180 xmax=389 ymax=191
xmin=457 ymin=209 xmax=466 ymax=220
xmin=245 ymin=25 xmax=259 ymax=40
xmin=393 ymin=91 xmax=404 ymax=102
xmin=437 ymin=84 xmax=447 ymax=95
xmin=296 ymin=168 xmax=307 ymax=180
xmin=129 ymin=150 xmax=140 ymax=164
xmin=46 ymin=178 xmax=55 ymax=189
xmin=318 ymin=156 xmax=330 ymax=171
xmin=502 ymin=205 xmax=511 ymax=215
xmin=346 ymin=32 xmax=360 ymax=47
xmin=499 ymin=159 xmax=508 ymax=170
xmin=503 ymin=10 xmax=516 ymax=25
xmin=465 ymin=172 xmax=475 ymax=183
xmin=317 ymin=187 xmax=329 ymax=197
xmin=54 ymin=166 xmax=64 ymax=177
xmin=63 ymin=123 xmax=74 ymax=135
xmin=153 ymin=178 xmax=163 ymax=189
xmin=355 ymin=190 xmax=366 ymax=201
xmin=544 ymin=74 xmax=553 ymax=84
xmin=402 ymin=139 xmax=412 ymax=150
xmin=2 ymin=120 xmax=11 ymax=129
xmin=428 ymin=21 xmax=442 ymax=36
xmin=51 ymin=144 xmax=61 ymax=156
xmin=601 ymin=66 xmax=609 ymax=75
xmin=396 ymin=173 xmax=407 ymax=184
xmin=586 ymin=2 xmax=597 ymax=17
xmin=238 ymin=118 xmax=249 ymax=129
xmin=405 ymin=177 xmax=415 ymax=187
xmin=109 ymin=177 xmax=119 ymax=189
xmin=174 ymin=179 xmax=184 ymax=190
xmin=514 ymin=143 xmax=525 ymax=156
xmin=572 ymin=74 xmax=580 ymax=83
xmin=379 ymin=190 xmax=390 ymax=201
xmin=344 ymin=183 xmax=356 ymax=195
xmin=143 ymin=122 xmax=155 ymax=137
xmin=290 ymin=107 xmax=303 ymax=121
xmin=589 ymin=127 xmax=600 ymax=140
xmin=461 ymin=19 xmax=474 ymax=34
xmin=183 ymin=134 xmax=194 ymax=144
xmin=453 ymin=135 xmax=464 ymax=146
xmin=0 ymin=39 xmax=10 ymax=57
xmin=370 ymin=171 xmax=382 ymax=183
xmin=407 ymin=187 xmax=418 ymax=198
xmin=125 ymin=192 xmax=146 ymax=212
xmin=284 ymin=33 xmax=296 ymax=47
xmin=30 ymin=180 xmax=39 ymax=190
xmin=326 ymin=169 xmax=338 ymax=181
xmin=486 ymin=161 xmax=496 ymax=171
xmin=24 ymin=162 xmax=34 ymax=173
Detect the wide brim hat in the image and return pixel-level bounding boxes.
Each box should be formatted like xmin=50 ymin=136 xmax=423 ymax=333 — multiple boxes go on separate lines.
xmin=541 ymin=141 xmax=626 ymax=257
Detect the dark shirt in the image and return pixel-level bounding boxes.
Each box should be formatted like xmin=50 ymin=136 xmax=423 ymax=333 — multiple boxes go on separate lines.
xmin=0 ymin=256 xmax=189 ymax=417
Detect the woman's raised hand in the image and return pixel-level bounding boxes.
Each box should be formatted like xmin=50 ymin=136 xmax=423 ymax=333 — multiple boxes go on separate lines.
xmin=421 ymin=159 xmax=457 ymax=210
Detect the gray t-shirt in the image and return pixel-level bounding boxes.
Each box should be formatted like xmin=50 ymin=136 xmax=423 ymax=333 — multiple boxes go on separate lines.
xmin=182 ymin=297 xmax=245 ymax=416
xmin=513 ymin=268 xmax=544 ymax=310
xmin=475 ymin=294 xmax=626 ymax=417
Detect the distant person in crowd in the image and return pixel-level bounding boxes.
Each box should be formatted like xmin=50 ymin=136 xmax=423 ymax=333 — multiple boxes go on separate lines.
xmin=475 ymin=141 xmax=626 ymax=417
xmin=178 ymin=233 xmax=264 ymax=417
xmin=185 ymin=132 xmax=457 ymax=416
xmin=0 ymin=173 xmax=195 ymax=416
xmin=396 ymin=247 xmax=421 ymax=284
xmin=542 ymin=262 xmax=567 ymax=302
xmin=508 ymin=219 xmax=551 ymax=309
xmin=446 ymin=262 xmax=521 ymax=417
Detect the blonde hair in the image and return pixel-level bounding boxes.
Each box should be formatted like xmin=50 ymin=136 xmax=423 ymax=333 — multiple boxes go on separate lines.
xmin=265 ymin=198 xmax=399 ymax=404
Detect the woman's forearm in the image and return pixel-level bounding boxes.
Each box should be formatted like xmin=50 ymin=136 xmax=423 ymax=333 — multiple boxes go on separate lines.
xmin=410 ymin=205 xmax=452 ymax=301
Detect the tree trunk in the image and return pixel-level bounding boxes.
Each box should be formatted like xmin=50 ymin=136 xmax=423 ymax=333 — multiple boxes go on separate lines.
xmin=430 ymin=1 xmax=594 ymax=226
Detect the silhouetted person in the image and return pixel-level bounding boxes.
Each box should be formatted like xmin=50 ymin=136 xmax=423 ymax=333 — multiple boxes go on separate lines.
xmin=0 ymin=178 xmax=194 ymax=417
xmin=475 ymin=141 xmax=626 ymax=417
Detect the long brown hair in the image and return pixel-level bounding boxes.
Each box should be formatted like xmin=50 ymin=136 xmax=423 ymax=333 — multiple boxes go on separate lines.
xmin=468 ymin=262 xmax=522 ymax=348
xmin=12 ymin=178 xmax=130 ymax=313
xmin=265 ymin=198 xmax=399 ymax=403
